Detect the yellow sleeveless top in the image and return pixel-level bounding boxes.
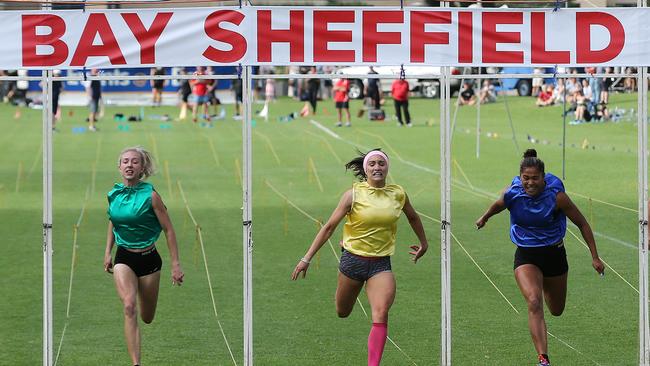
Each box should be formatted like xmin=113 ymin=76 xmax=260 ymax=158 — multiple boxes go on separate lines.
xmin=342 ymin=181 xmax=406 ymax=257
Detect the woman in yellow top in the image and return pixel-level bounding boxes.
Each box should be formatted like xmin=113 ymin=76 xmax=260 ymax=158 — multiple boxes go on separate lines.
xmin=292 ymin=149 xmax=428 ymax=366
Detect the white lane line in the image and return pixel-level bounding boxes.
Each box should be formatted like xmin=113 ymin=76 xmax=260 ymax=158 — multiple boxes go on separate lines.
xmin=177 ymin=180 xmax=238 ymax=366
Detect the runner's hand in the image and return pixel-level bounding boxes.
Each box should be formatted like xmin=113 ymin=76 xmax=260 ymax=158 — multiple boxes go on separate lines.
xmin=409 ymin=244 xmax=428 ymax=263
xmin=291 ymin=260 xmax=310 ymax=280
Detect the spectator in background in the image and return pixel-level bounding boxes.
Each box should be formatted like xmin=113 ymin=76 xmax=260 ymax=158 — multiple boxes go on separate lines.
xmin=581 ymin=79 xmax=593 ymax=103
xmin=190 ymin=66 xmax=211 ymax=123
xmin=457 ymin=82 xmax=476 ymax=106
xmin=178 ymin=68 xmax=192 ymax=120
xmin=205 ymin=67 xmax=222 ymax=117
xmin=85 ymin=68 xmax=101 ymax=132
xmin=4 ymin=69 xmax=17 ymax=104
xmin=552 ymin=79 xmax=565 ymax=104
xmin=365 ymin=66 xmax=381 ymax=110
xmin=52 ymin=70 xmax=63 ymax=131
xmin=232 ymin=75 xmax=243 ymax=119
xmin=532 ymin=67 xmax=544 ymax=96
xmin=321 ymin=65 xmax=335 ymax=100
xmin=150 ymin=67 xmax=165 ymax=107
xmin=594 ymin=102 xmax=610 ymax=122
xmin=601 ymin=67 xmax=614 ymax=105
xmin=333 ymin=77 xmax=351 ymax=127
xmin=535 ymin=85 xmax=554 ymax=107
xmin=564 ymin=76 xmax=579 ymax=104
xmin=288 ymin=65 xmax=300 ymax=99
xmin=572 ymin=90 xmax=592 ymax=124
xmin=391 ymin=78 xmax=411 ymax=127
xmin=586 ymin=67 xmax=601 ymax=105
xmin=479 ymin=80 xmax=496 ymax=104
xmin=303 ymin=66 xmax=320 ymax=116
xmin=624 ymin=67 xmax=637 ymax=92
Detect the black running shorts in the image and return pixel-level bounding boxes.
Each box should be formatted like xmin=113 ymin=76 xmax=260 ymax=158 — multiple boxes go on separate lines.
xmin=114 ymin=246 xmax=162 ymax=277
xmin=339 ymin=249 xmax=391 ymax=282
xmin=514 ymin=242 xmax=568 ymax=277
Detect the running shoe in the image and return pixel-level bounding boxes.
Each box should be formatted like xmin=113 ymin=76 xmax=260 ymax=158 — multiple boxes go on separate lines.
xmin=537 ymin=354 xmax=551 ymax=366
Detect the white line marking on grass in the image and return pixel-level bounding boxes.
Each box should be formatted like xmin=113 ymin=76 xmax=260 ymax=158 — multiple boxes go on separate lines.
xmin=590 ymin=231 xmax=636 ymax=249
xmin=265 ymin=180 xmax=418 ymax=365
xmin=55 ymin=187 xmax=91 ymax=366
xmin=54 ymin=322 xmax=68 ymax=366
xmin=308 ymin=157 xmax=324 ymax=193
xmin=27 ymin=143 xmax=43 ymax=179
xmin=254 ymin=130 xmax=281 ymax=165
xmin=15 ymin=161 xmax=22 ymax=193
xmin=547 ymin=331 xmax=603 ymax=366
xmin=177 ymin=180 xmax=238 ymax=366
xmin=567 ymin=190 xmax=637 ymax=214
xmin=309 ymin=119 xmax=341 ymax=140
xmin=148 ymin=133 xmax=160 ymax=163
xmin=303 ymin=129 xmax=343 ymax=164
xmin=418 ymin=211 xmax=520 ymax=314
xmin=234 ymin=158 xmax=242 ymax=188
xmin=452 ymin=159 xmax=474 ymax=190
xmin=164 ymin=160 xmax=174 ymax=200
xmin=354 ymin=129 xmax=403 ymax=160
xmin=92 ymin=137 xmax=102 ymax=194
xmin=566 ymin=228 xmax=638 ymax=294
xmin=204 ymin=135 xmax=222 ymax=168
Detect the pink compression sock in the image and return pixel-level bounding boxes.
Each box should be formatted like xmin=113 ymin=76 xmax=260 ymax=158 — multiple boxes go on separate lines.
xmin=368 ymin=323 xmax=388 ymax=366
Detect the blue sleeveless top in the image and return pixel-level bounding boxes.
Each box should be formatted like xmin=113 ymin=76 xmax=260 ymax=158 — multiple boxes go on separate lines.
xmin=503 ymin=173 xmax=566 ymax=248
xmin=107 ymin=181 xmax=162 ymax=249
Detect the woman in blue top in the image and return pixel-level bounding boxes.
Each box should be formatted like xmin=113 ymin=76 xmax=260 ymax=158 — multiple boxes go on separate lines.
xmin=476 ymin=149 xmax=604 ymax=366
xmin=103 ymin=146 xmax=184 ymax=366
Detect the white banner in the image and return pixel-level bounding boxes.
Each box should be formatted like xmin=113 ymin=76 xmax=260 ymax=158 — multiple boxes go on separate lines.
xmin=5 ymin=6 xmax=650 ymax=69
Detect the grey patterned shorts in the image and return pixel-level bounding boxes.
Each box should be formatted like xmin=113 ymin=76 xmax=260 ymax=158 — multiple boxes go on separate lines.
xmin=339 ymin=249 xmax=392 ymax=282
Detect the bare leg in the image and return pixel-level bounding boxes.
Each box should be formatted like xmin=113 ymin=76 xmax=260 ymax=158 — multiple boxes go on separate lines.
xmin=543 ymin=273 xmax=568 ymax=316
xmin=113 ymin=264 xmax=141 ymax=365
xmin=515 ymin=264 xmax=547 ymax=355
xmin=365 ymin=272 xmax=396 ymax=323
xmin=138 ymin=271 xmax=161 ymax=324
xmin=335 ymin=272 xmax=364 ymax=318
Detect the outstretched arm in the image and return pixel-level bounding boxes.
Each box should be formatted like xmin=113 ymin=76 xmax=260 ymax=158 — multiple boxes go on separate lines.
xmin=291 ymin=190 xmax=352 ymax=280
xmin=104 ymin=221 xmax=115 ymax=273
xmin=152 ymin=191 xmax=185 ymax=285
xmin=557 ymin=192 xmax=605 ymax=274
xmin=476 ymin=187 xmax=508 ymax=229
xmin=401 ymin=194 xmax=428 ymax=263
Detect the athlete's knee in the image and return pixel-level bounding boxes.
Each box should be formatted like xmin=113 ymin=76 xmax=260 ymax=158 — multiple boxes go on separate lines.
xmin=123 ymin=302 xmax=137 ymax=319
xmin=525 ymin=295 xmax=544 ymax=314
xmin=371 ymin=307 xmax=390 ymax=323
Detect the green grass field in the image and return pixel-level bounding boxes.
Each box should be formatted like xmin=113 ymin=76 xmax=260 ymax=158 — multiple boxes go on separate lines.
xmin=0 ymin=91 xmax=642 ymax=365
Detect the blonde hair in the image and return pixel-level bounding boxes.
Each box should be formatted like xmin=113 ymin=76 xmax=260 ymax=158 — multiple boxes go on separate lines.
xmin=118 ymin=146 xmax=156 ymax=179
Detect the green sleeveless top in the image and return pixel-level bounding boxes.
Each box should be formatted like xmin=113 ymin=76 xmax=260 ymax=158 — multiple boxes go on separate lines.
xmin=107 ymin=181 xmax=162 ymax=249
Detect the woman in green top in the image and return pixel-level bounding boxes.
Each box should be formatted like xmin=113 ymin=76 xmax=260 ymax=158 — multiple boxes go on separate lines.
xmin=104 ymin=146 xmax=184 ymax=366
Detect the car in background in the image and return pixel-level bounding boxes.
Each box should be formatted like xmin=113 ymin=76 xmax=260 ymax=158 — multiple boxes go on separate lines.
xmin=334 ymin=65 xmax=469 ymax=99
xmin=493 ymin=67 xmax=561 ymax=96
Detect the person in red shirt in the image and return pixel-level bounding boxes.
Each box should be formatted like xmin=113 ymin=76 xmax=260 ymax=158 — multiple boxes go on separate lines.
xmin=190 ymin=66 xmax=212 ymax=123
xmin=333 ymin=78 xmax=351 ymax=127
xmin=535 ymin=85 xmax=554 ymax=107
xmin=391 ymin=78 xmax=411 ymax=127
